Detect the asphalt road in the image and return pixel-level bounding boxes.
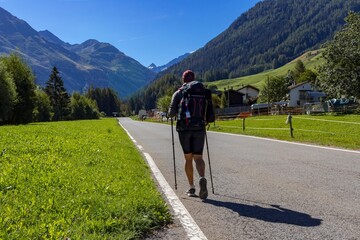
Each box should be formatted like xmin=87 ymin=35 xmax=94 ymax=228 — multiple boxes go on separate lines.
xmin=118 ymin=118 xmax=360 ymax=240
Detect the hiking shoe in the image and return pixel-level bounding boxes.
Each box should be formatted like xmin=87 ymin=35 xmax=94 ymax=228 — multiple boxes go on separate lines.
xmin=186 ymin=188 xmax=196 ymax=197
xmin=199 ymin=178 xmax=208 ymax=199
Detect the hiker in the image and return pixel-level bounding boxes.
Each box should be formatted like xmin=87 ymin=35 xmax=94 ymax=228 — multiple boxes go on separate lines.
xmin=168 ymin=70 xmax=211 ymax=199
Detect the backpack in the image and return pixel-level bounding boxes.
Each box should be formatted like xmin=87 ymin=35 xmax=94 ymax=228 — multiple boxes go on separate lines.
xmin=176 ymin=81 xmax=215 ymax=131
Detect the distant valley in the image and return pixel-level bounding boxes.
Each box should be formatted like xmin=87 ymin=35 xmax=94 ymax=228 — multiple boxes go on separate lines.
xmin=147 ymin=52 xmax=191 ymax=73
xmin=0 ymin=6 xmax=157 ymax=97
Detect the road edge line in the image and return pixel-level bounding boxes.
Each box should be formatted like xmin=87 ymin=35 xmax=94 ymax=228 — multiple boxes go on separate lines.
xmin=118 ymin=119 xmax=208 ymax=240
xmin=212 ymin=131 xmax=360 ymax=154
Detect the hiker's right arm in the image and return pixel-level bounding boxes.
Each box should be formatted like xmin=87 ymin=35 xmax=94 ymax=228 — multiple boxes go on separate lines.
xmin=168 ymin=91 xmax=181 ymax=118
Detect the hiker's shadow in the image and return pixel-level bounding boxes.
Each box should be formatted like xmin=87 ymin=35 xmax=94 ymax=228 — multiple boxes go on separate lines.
xmin=203 ymin=198 xmax=322 ymax=227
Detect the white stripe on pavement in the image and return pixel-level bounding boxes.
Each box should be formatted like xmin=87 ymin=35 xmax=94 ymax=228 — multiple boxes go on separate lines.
xmin=118 ymin=120 xmax=208 ymax=240
xmin=215 ymin=131 xmax=360 ymax=154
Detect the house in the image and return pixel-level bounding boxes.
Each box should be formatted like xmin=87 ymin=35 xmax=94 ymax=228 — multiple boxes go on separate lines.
xmin=138 ymin=109 xmax=147 ymax=120
xmin=288 ymin=82 xmax=326 ymax=107
xmin=221 ymin=89 xmax=244 ymax=107
xmin=237 ymin=85 xmax=260 ymax=105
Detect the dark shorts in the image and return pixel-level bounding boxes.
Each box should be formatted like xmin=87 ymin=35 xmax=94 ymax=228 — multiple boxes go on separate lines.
xmin=178 ymin=130 xmax=205 ymax=155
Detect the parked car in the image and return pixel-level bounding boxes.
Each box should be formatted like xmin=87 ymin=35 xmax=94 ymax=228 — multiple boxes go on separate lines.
xmin=303 ymin=102 xmax=328 ymax=115
xmin=251 ymin=103 xmax=271 ymax=115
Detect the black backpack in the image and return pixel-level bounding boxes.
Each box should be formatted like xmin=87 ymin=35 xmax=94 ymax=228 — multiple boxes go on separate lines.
xmin=176 ymin=81 xmax=215 ymax=131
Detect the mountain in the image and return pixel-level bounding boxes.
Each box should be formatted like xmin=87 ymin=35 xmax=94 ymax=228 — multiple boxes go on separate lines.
xmin=0 ymin=7 xmax=156 ymax=97
xmin=162 ymin=0 xmax=360 ymax=80
xmin=148 ymin=63 xmax=158 ymax=71
xmin=129 ymin=0 xmax=360 ymax=110
xmin=148 ymin=52 xmax=191 ymax=73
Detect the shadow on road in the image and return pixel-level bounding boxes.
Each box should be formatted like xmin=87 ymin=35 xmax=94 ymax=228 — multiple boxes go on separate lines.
xmin=203 ymin=198 xmax=322 ymax=227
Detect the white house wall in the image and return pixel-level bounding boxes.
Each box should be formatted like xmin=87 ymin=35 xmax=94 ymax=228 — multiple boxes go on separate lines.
xmin=289 ymin=83 xmax=312 ymax=107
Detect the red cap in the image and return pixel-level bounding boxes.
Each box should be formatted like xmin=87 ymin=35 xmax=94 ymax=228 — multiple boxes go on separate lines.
xmin=182 ymin=70 xmax=195 ymax=82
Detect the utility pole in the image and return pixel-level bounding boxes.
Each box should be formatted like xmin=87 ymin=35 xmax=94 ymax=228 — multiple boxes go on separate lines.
xmin=228 ymin=85 xmax=230 ymax=108
xmin=224 ymin=86 xmax=230 ymax=109
xmin=267 ymin=76 xmax=270 ymax=115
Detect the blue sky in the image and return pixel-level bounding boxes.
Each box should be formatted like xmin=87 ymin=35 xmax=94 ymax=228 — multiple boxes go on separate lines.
xmin=0 ymin=0 xmax=260 ymax=67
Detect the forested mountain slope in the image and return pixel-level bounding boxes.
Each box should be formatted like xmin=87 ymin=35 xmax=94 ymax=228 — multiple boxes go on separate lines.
xmin=163 ymin=0 xmax=360 ymax=80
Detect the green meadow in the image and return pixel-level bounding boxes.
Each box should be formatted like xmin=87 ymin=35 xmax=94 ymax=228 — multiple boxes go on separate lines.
xmin=206 ymin=50 xmax=324 ymax=91
xmin=208 ymin=114 xmax=360 ymax=150
xmin=0 ymin=119 xmax=171 ymax=239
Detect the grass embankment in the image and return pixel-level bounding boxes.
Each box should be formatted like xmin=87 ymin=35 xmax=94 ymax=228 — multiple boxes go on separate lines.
xmin=208 ymin=114 xmax=360 ymax=150
xmin=206 ymin=50 xmax=324 ymax=91
xmin=0 ymin=119 xmax=171 ymax=239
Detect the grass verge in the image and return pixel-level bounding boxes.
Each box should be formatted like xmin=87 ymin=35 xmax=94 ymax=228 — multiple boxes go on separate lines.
xmin=0 ymin=119 xmax=171 ymax=239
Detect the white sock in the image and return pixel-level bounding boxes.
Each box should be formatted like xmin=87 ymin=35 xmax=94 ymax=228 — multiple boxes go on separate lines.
xmin=190 ymin=184 xmax=195 ymax=189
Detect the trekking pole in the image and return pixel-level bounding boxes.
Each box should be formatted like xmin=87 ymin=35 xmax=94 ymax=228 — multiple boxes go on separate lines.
xmin=204 ymin=129 xmax=215 ymax=194
xmin=171 ymin=118 xmax=177 ymax=190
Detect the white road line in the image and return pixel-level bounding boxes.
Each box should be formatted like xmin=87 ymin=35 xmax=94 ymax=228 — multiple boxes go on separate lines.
xmin=118 ymin=120 xmax=208 ymax=240
xmin=215 ymin=131 xmax=360 ymax=154
xmin=294 ymin=116 xmax=360 ymax=125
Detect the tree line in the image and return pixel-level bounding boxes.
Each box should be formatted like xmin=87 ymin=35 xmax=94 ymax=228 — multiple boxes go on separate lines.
xmin=0 ymin=54 xmax=124 ymax=125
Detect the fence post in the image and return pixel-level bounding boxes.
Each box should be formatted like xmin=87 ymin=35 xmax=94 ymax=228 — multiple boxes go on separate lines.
xmin=286 ymin=113 xmax=294 ymax=138
xmin=242 ymin=118 xmax=245 ymax=131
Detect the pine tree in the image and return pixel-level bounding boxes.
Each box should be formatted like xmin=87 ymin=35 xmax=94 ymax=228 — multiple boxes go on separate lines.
xmin=86 ymin=87 xmax=121 ymax=116
xmin=45 ymin=66 xmax=70 ymax=121
xmin=294 ymin=60 xmax=306 ymax=79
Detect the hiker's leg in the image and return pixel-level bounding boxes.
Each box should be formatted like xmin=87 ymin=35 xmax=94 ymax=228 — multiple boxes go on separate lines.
xmin=184 ymin=153 xmax=194 ymax=186
xmin=193 ymin=154 xmax=205 ymax=178
xmin=192 ymin=130 xmax=206 ymax=178
xmin=194 ymin=154 xmax=208 ymax=199
xmin=178 ymin=132 xmax=194 ymax=186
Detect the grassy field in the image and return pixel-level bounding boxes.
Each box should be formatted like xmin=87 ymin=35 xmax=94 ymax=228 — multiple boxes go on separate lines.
xmin=208 ymin=114 xmax=360 ymax=150
xmin=206 ymin=50 xmax=324 ymax=91
xmin=0 ymin=119 xmax=171 ymax=239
